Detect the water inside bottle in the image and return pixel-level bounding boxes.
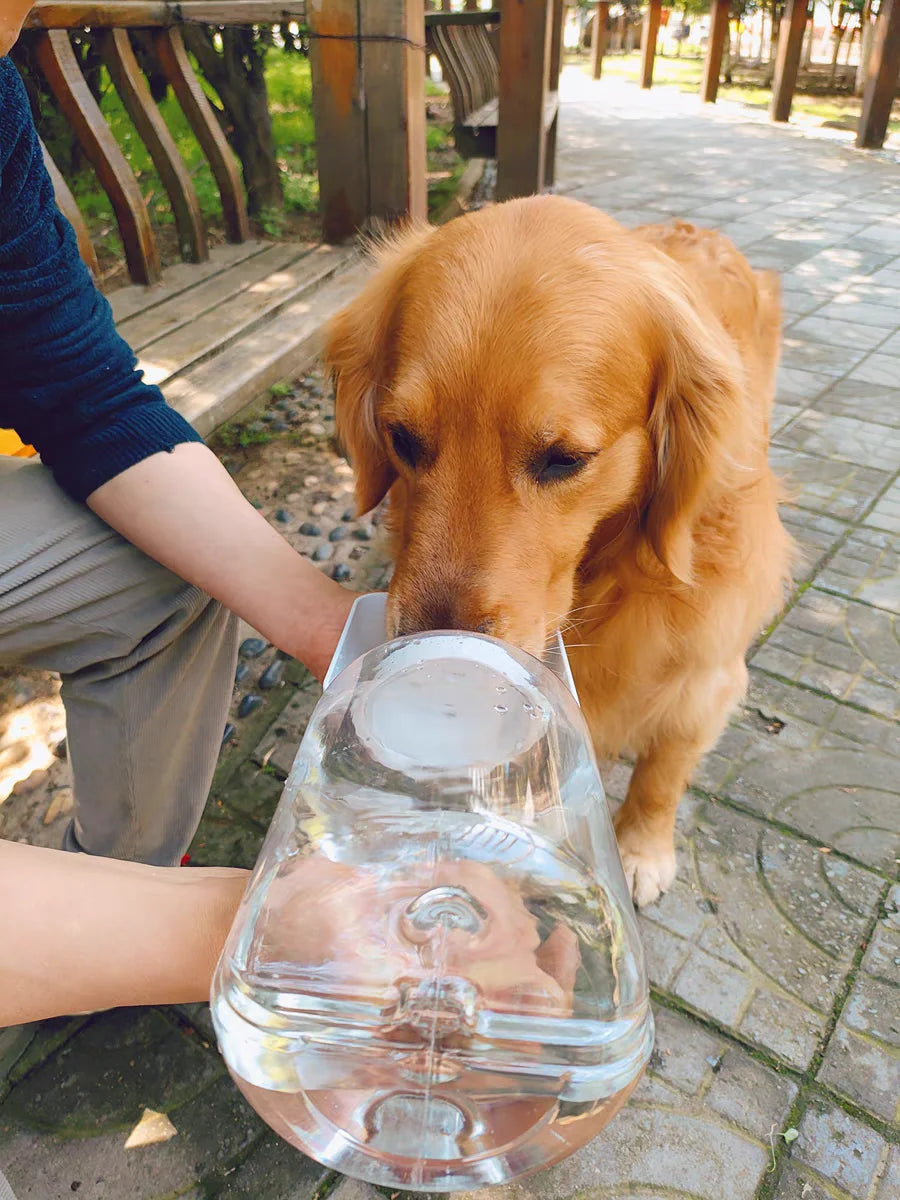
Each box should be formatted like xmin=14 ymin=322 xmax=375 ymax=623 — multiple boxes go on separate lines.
xmin=212 ymin=632 xmax=652 ymax=1190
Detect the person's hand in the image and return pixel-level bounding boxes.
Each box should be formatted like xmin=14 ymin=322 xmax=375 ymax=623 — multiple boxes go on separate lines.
xmin=297 ymin=579 xmax=358 ymax=683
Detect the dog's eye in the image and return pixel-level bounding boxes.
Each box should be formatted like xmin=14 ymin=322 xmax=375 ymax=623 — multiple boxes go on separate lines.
xmin=388 ymin=423 xmax=424 ymax=469
xmin=531 ymin=447 xmax=591 ymax=484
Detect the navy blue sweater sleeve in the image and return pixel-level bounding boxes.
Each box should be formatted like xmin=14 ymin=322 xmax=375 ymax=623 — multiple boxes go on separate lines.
xmin=0 ymin=56 xmax=201 ymax=501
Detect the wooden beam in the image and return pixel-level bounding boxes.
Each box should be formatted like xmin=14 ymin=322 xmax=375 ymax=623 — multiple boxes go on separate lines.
xmin=307 ymin=0 xmax=366 ymax=243
xmin=857 ymin=0 xmax=900 ymax=149
xmin=497 ymin=0 xmax=553 ymax=201
xmin=153 ymin=28 xmax=250 ymax=244
xmin=769 ymin=0 xmax=808 ymax=123
xmin=640 ymin=0 xmax=661 ymax=90
xmin=701 ymin=0 xmax=730 ymax=103
xmin=34 ymin=29 xmax=161 ymax=285
xmin=544 ymin=0 xmax=564 ymax=187
xmin=101 ymin=28 xmax=208 ymax=263
xmin=39 ymin=137 xmax=100 ymax=277
xmin=360 ymin=0 xmax=427 ymax=228
xmin=591 ymin=1 xmax=609 ymax=80
xmin=26 ymin=3 xmax=309 ymax=29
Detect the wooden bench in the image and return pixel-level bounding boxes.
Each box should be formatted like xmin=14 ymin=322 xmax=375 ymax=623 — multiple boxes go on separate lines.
xmin=426 ymin=9 xmax=501 ymax=159
xmin=425 ymin=2 xmax=562 ymax=200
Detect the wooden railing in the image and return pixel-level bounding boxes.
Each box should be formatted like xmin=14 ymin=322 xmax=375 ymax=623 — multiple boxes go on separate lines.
xmin=20 ymin=2 xmax=303 ymax=284
xmin=18 ymin=1 xmax=565 ymax=285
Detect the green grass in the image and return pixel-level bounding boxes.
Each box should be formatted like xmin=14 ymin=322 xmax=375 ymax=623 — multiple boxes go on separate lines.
xmin=590 ymin=51 xmax=900 ymax=137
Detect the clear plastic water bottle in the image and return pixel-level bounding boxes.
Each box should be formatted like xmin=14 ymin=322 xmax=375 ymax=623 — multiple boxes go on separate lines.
xmin=211 ymin=596 xmax=653 ymax=1190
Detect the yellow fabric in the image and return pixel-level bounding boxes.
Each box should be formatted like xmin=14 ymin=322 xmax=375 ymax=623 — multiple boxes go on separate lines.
xmin=0 ymin=429 xmax=35 ymax=457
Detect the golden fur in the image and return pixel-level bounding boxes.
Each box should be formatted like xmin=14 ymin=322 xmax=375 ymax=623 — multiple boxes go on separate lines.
xmin=326 ymin=195 xmax=792 ymax=906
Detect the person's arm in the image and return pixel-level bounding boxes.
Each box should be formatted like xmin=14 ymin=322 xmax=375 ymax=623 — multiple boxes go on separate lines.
xmin=0 ymin=840 xmax=249 ymax=1026
xmin=88 ymin=443 xmax=356 ymax=682
xmin=0 ymin=60 xmax=356 ymax=678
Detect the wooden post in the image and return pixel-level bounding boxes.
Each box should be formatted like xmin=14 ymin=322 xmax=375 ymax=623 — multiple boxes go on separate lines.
xmin=360 ymin=0 xmax=427 ymax=227
xmin=497 ymin=0 xmax=553 ymax=201
xmin=640 ymin=0 xmax=661 ymax=89
xmin=769 ymin=0 xmax=808 ymax=122
xmin=592 ymin=1 xmax=609 ymax=79
xmin=308 ymin=0 xmax=425 ymax=242
xmin=544 ymin=0 xmax=564 ymax=187
xmin=701 ymin=0 xmax=730 ymax=102
xmin=857 ymin=0 xmax=900 ymax=148
xmin=308 ymin=0 xmax=367 ymax=242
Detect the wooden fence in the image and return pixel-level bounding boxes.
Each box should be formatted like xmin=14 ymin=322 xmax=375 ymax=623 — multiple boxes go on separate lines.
xmin=21 ymin=0 xmax=563 ymax=276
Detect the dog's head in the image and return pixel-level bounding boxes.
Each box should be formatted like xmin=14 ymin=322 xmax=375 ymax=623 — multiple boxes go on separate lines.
xmin=326 ymin=196 xmax=746 ymax=655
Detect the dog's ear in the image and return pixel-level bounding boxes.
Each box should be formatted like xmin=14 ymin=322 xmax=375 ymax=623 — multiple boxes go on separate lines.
xmin=644 ymin=276 xmax=747 ymax=585
xmin=325 ymin=224 xmax=434 ymax=516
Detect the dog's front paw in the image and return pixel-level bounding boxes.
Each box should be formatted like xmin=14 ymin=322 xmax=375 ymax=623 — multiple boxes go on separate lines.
xmin=613 ymin=817 xmax=677 ymax=908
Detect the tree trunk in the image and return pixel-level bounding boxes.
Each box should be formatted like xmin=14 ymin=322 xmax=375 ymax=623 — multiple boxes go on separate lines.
xmin=182 ymin=26 xmax=283 ymax=216
xmin=855 ymin=2 xmax=876 ymax=95
xmin=722 ymin=23 xmax=733 ymax=82
xmin=762 ymin=4 xmax=779 ymax=86
xmin=830 ymin=26 xmax=844 ymax=86
xmin=131 ymin=30 xmax=170 ymax=103
xmin=802 ymin=15 xmax=814 ymax=69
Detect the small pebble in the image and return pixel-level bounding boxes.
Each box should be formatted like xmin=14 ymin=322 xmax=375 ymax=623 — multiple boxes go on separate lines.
xmin=221 ymin=723 xmax=235 ymax=747
xmin=329 ymin=526 xmax=348 ymax=542
xmin=332 ymin=563 xmax=353 ymax=582
xmin=53 ymin=736 xmax=67 ymax=760
xmin=311 ymin=502 xmax=327 ymax=515
xmin=353 ymin=525 xmax=375 ymax=541
xmin=285 ymin=407 xmax=298 ymax=419
xmin=261 ymin=412 xmax=276 ymax=423
xmin=342 ymin=508 xmax=355 ymax=521
xmin=246 ymin=420 xmax=266 ymax=435
xmin=251 ymin=499 xmax=264 ymax=510
xmin=234 ymin=662 xmax=249 ymax=684
xmin=238 ymin=694 xmax=264 ymax=718
xmin=274 ymin=397 xmax=294 ymax=410
xmin=259 ymin=660 xmax=284 ymax=690
xmin=274 ymin=509 xmax=293 ymax=523
xmin=307 ymin=422 xmax=326 ymax=437
xmin=270 ymin=420 xmax=290 ymax=433
xmin=312 ymin=544 xmax=332 ymax=562
xmin=299 ymin=522 xmax=322 ymax=536
xmin=239 ymin=637 xmax=267 ymax=658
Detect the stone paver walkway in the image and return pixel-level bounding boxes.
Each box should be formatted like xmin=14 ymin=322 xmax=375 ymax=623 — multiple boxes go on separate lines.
xmin=1 ymin=66 xmax=898 ymax=1200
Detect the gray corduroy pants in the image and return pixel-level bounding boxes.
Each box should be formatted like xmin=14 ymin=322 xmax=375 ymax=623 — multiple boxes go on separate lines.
xmin=0 ymin=458 xmax=239 ymax=866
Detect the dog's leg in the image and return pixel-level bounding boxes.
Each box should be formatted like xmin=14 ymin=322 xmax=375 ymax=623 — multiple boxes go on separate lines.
xmin=612 ymin=660 xmax=747 ymax=908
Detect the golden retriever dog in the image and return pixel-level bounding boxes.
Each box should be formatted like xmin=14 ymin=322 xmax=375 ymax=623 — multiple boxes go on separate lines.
xmin=326 ymin=195 xmax=792 ymax=907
